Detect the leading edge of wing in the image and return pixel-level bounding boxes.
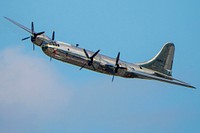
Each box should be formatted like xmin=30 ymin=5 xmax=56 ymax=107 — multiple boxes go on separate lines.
xmin=132 ymin=70 xmax=196 ymax=89
xmin=4 ymin=17 xmax=32 ymax=34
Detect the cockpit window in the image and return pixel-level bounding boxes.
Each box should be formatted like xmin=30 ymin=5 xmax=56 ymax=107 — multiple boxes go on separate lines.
xmin=52 ymin=42 xmax=59 ymax=47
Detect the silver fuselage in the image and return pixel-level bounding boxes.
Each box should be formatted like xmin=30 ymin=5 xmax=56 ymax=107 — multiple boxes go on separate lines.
xmin=35 ymin=35 xmax=152 ymax=79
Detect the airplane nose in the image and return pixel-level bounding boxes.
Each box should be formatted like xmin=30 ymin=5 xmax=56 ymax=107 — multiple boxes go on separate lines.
xmin=42 ymin=44 xmax=49 ymax=51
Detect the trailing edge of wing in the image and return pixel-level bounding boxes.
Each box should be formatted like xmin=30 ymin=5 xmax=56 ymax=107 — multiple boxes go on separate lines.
xmin=132 ymin=70 xmax=196 ymax=89
xmin=4 ymin=17 xmax=32 ymax=34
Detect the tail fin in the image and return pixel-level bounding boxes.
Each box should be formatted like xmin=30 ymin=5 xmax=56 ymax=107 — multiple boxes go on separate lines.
xmin=139 ymin=43 xmax=175 ymax=76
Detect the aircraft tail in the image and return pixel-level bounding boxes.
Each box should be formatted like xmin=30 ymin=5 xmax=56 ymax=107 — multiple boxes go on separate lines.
xmin=138 ymin=43 xmax=175 ymax=76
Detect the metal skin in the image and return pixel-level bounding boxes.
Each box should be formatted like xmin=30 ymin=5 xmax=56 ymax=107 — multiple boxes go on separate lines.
xmin=5 ymin=17 xmax=195 ymax=89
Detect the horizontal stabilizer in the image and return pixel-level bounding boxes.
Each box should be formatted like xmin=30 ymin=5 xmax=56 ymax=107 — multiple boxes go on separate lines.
xmin=132 ymin=70 xmax=196 ymax=89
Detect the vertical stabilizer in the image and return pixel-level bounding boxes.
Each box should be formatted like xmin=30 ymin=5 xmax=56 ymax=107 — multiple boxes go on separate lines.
xmin=139 ymin=43 xmax=175 ymax=76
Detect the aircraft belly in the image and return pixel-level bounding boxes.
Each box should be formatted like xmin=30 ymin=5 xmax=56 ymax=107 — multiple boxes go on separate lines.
xmin=43 ymin=47 xmax=86 ymax=66
xmin=42 ymin=46 xmax=133 ymax=77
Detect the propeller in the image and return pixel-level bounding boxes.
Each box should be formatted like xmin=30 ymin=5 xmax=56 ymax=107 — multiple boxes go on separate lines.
xmin=80 ymin=49 xmax=100 ymax=70
xmin=21 ymin=36 xmax=30 ymax=41
xmin=50 ymin=31 xmax=56 ymax=61
xmin=52 ymin=31 xmax=55 ymax=41
xmin=112 ymin=52 xmax=126 ymax=82
xmin=21 ymin=22 xmax=45 ymax=51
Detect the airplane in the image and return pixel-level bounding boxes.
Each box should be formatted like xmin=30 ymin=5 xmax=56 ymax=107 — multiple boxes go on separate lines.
xmin=4 ymin=17 xmax=195 ymax=89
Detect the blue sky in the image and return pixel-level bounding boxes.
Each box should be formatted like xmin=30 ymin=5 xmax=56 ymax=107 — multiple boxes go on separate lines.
xmin=0 ymin=0 xmax=200 ymax=133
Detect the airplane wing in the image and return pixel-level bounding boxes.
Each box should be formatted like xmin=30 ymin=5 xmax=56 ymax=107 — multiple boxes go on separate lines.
xmin=129 ymin=69 xmax=195 ymax=89
xmin=4 ymin=17 xmax=33 ymax=34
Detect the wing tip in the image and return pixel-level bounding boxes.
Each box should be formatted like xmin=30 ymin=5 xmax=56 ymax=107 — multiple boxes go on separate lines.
xmin=4 ymin=16 xmax=11 ymax=20
xmin=181 ymin=83 xmax=196 ymax=89
xmin=190 ymin=86 xmax=196 ymax=89
xmin=4 ymin=16 xmax=32 ymax=34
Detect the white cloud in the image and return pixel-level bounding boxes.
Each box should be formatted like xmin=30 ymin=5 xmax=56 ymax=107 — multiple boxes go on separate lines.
xmin=0 ymin=47 xmax=72 ymax=132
